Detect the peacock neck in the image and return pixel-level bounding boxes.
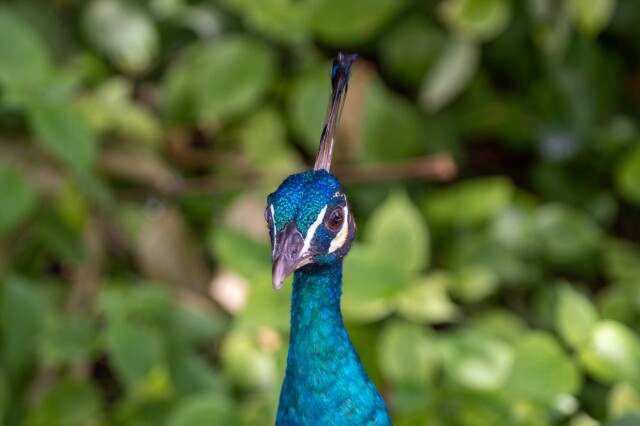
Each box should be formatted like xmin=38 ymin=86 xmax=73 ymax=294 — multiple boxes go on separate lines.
xmin=290 ymin=262 xmax=344 ymax=339
xmin=277 ymin=262 xmax=392 ymax=424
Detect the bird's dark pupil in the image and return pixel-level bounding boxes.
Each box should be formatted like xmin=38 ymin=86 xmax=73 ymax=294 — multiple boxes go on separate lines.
xmin=328 ymin=209 xmax=343 ymax=230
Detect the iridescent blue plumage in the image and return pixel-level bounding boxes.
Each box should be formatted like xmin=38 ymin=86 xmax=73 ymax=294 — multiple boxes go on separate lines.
xmin=265 ymin=55 xmax=392 ymax=425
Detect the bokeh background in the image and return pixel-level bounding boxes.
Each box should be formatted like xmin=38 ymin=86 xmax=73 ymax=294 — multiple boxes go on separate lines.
xmin=1 ymin=0 xmax=640 ymax=424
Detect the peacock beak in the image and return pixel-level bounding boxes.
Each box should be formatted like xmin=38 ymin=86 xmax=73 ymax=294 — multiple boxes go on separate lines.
xmin=271 ymin=221 xmax=312 ymax=290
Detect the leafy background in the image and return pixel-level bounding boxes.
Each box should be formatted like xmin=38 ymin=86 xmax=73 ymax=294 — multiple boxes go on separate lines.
xmin=0 ymin=0 xmax=639 ymax=425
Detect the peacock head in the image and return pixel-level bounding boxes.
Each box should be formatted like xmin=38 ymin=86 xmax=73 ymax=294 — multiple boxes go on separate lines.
xmin=265 ymin=170 xmax=356 ymax=290
xmin=266 ymin=53 xmax=357 ymax=290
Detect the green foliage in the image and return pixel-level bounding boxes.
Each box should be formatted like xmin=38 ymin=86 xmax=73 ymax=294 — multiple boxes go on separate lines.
xmin=0 ymin=0 xmax=638 ymax=424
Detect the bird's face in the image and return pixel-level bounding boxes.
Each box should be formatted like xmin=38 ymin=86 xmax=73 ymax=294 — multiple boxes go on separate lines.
xmin=266 ymin=169 xmax=356 ymax=290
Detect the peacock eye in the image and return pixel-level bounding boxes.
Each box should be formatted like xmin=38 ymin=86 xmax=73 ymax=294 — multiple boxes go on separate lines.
xmin=325 ymin=207 xmax=344 ymax=232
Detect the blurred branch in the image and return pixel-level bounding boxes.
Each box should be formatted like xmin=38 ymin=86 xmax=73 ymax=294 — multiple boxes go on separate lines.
xmin=118 ymin=152 xmax=458 ymax=199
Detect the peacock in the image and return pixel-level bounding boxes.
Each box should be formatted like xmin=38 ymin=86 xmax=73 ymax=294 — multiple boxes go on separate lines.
xmin=265 ymin=53 xmax=393 ymax=425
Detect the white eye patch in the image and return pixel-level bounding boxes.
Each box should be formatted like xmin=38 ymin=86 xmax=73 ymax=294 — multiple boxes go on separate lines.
xmin=270 ymin=204 xmax=277 ymax=255
xmin=301 ymin=205 xmax=327 ymax=256
xmin=328 ymin=205 xmax=349 ymax=253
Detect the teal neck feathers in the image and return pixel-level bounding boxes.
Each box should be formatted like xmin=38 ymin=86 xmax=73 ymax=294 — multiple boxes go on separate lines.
xmin=276 ymin=263 xmax=391 ymax=425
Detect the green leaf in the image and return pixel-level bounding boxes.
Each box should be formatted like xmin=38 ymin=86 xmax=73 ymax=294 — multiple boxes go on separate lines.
xmin=507 ymin=332 xmax=582 ymax=403
xmin=342 ymin=245 xmax=400 ymax=323
xmin=39 ymin=315 xmax=98 ymax=367
xmin=219 ymin=0 xmax=309 ymax=45
xmin=167 ymin=392 xmax=237 ymax=426
xmin=423 ymin=176 xmax=513 ymax=226
xmin=555 ymin=284 xmax=598 ymax=349
xmin=395 ymin=273 xmax=460 ymax=324
xmin=441 ymin=330 xmax=513 ymax=391
xmin=309 ymin=0 xmax=407 ymax=46
xmin=0 ymin=164 xmax=38 ymax=236
xmin=241 ymin=108 xmax=299 ymax=173
xmin=220 ymin=330 xmax=277 ymax=390
xmin=581 ymin=320 xmax=640 ymax=389
xmin=0 ymin=7 xmax=51 ymax=92
xmin=208 ymin=227 xmax=271 ymax=280
xmin=363 ymin=79 xmax=429 ymax=161
xmin=419 ymin=37 xmax=479 ymax=112
xmin=470 ymin=310 xmax=527 ymax=344
xmin=0 ymin=276 xmax=52 ymax=382
xmin=287 ymin=66 xmax=330 ymax=155
xmin=28 ymin=101 xmax=97 ymax=175
xmin=608 ymin=383 xmax=640 ymax=419
xmin=192 ymin=37 xmax=276 ymax=121
xmin=440 ymin=0 xmax=512 ymax=41
xmin=105 ymin=321 xmax=168 ymax=394
xmin=449 ymin=264 xmax=499 ymax=302
xmin=25 ymin=380 xmax=101 ymax=426
xmin=379 ymin=16 xmax=446 ymax=87
xmin=0 ymin=368 xmax=8 ymax=424
xmin=377 ymin=320 xmax=438 ymax=387
xmin=366 ymin=191 xmax=430 ymax=275
xmin=83 ymin=0 xmax=159 ymax=74
xmin=614 ymin=143 xmax=640 ymax=206
xmin=535 ymin=203 xmax=603 ymax=264
xmin=568 ymin=0 xmax=616 ymax=36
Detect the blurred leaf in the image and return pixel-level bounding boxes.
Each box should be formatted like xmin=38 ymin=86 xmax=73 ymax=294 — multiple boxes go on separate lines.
xmin=535 ymin=203 xmax=603 ymax=264
xmin=342 ymin=245 xmax=400 ymax=323
xmin=287 ymin=66 xmax=329 ymax=155
xmin=555 ymin=284 xmax=598 ymax=349
xmin=221 ymin=329 xmax=277 ymax=390
xmin=169 ymin=353 xmax=226 ymax=396
xmin=379 ymin=17 xmax=446 ymax=87
xmin=77 ymin=77 xmax=162 ymax=146
xmin=377 ymin=320 xmax=438 ymax=387
xmin=39 ymin=315 xmax=98 ymax=367
xmin=423 ymin=177 xmax=513 ymax=227
xmin=449 ymin=264 xmax=499 ymax=302
xmin=106 ymin=321 xmax=169 ymax=394
xmin=167 ymin=392 xmax=237 ymax=426
xmin=489 ymin=204 xmax=538 ymax=253
xmin=83 ymin=0 xmax=158 ymax=74
xmin=33 ymin=212 xmax=84 ymax=263
xmin=26 ymin=380 xmax=101 ymax=426
xmin=0 ymin=164 xmax=38 ymax=236
xmin=209 ymin=227 xmax=271 ymax=281
xmin=419 ymin=37 xmax=479 ymax=112
xmin=193 ymin=37 xmax=276 ymax=122
xmin=366 ymin=191 xmax=430 ymax=275
xmin=219 ymin=0 xmax=309 ymax=45
xmin=440 ymin=0 xmax=511 ymax=41
xmin=0 ymin=6 xmax=51 ymax=94
xmin=603 ymin=239 xmax=640 ymax=284
xmin=568 ymin=0 xmax=616 ymax=36
xmin=0 ymin=276 xmax=52 ymax=381
xmin=168 ymin=307 xmax=224 ymax=351
xmin=164 ymin=37 xmax=276 ymax=123
xmin=507 ymin=332 xmax=582 ymax=403
xmin=614 ymin=143 xmax=640 ymax=206
xmin=28 ymin=101 xmax=97 ymax=175
xmin=608 ymin=383 xmax=640 ymax=419
xmin=470 ymin=310 xmax=527 ymax=344
xmin=363 ymin=79 xmax=429 ymax=161
xmin=0 ymin=369 xmax=6 ymax=424
xmin=100 ymin=285 xmax=172 ymax=327
xmin=309 ymin=0 xmax=407 ymax=45
xmin=236 ymin=270 xmax=291 ymax=330
xmin=442 ymin=330 xmax=513 ymax=391
xmin=241 ymin=108 xmax=299 ymax=173
xmin=395 ymin=273 xmax=460 ymax=324
xmin=581 ymin=320 xmax=640 ymax=389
